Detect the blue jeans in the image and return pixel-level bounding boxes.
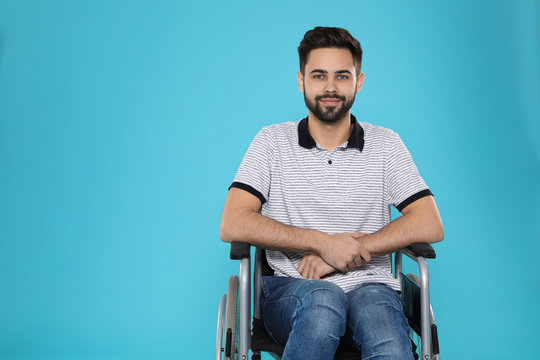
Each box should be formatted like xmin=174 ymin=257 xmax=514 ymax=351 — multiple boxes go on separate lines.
xmin=260 ymin=277 xmax=413 ymax=360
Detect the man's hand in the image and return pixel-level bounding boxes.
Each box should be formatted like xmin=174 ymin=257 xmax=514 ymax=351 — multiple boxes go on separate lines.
xmin=317 ymin=232 xmax=370 ymax=273
xmin=297 ymin=253 xmax=337 ymax=279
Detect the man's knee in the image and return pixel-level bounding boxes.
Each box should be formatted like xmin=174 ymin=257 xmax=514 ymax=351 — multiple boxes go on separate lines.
xmin=292 ymin=280 xmax=348 ymax=339
xmin=348 ymin=283 xmax=405 ymax=318
xmin=261 ymin=278 xmax=349 ymax=345
xmin=346 ymin=283 xmax=412 ymax=358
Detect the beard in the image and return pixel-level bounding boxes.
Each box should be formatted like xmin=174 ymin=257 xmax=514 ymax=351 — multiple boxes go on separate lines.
xmin=304 ymin=92 xmax=355 ymax=124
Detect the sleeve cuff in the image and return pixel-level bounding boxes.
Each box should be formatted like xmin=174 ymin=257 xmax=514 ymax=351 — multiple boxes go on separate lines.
xmin=396 ymin=189 xmax=433 ymax=212
xmin=229 ymin=182 xmax=267 ymax=205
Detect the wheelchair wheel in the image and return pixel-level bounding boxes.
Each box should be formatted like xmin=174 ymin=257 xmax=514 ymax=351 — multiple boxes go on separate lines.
xmin=224 ymin=275 xmax=239 ymax=360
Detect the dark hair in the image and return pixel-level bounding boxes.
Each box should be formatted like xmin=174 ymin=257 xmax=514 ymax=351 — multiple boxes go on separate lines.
xmin=298 ymin=26 xmax=363 ymax=74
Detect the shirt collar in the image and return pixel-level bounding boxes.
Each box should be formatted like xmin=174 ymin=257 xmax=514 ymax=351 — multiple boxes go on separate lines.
xmin=298 ymin=114 xmax=365 ymax=151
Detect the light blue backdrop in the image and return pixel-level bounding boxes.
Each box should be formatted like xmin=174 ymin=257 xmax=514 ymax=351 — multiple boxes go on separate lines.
xmin=1 ymin=1 xmax=538 ymax=359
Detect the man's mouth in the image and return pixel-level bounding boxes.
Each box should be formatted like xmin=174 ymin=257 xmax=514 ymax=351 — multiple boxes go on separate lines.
xmin=318 ymin=97 xmax=342 ymax=106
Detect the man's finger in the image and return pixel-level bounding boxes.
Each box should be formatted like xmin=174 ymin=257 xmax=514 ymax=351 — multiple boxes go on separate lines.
xmin=359 ymin=246 xmax=371 ymax=263
xmin=352 ymin=255 xmax=363 ymax=268
xmin=307 ymin=266 xmax=314 ymax=279
xmin=297 ymin=260 xmax=304 ymax=275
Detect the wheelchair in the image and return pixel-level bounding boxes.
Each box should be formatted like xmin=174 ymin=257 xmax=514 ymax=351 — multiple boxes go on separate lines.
xmin=216 ymin=241 xmax=440 ymax=360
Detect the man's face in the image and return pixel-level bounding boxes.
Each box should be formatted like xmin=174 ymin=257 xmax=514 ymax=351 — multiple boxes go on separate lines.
xmin=298 ymin=48 xmax=364 ymax=124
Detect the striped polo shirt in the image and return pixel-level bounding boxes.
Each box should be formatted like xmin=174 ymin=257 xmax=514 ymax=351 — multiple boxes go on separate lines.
xmin=230 ymin=115 xmax=432 ymax=293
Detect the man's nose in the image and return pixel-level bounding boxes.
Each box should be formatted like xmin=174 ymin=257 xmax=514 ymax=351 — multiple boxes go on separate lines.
xmin=324 ymin=79 xmax=337 ymax=93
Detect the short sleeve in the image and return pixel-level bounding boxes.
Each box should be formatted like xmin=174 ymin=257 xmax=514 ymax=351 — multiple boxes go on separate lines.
xmin=384 ymin=130 xmax=433 ymax=212
xmin=229 ymin=127 xmax=275 ymax=204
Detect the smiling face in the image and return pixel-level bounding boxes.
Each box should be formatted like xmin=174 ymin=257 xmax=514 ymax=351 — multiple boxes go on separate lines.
xmin=298 ymin=48 xmax=364 ymax=124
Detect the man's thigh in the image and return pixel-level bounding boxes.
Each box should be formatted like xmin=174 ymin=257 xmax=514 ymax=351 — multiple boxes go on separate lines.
xmin=345 ymin=283 xmax=413 ymax=359
xmin=259 ymin=276 xmax=348 ymax=346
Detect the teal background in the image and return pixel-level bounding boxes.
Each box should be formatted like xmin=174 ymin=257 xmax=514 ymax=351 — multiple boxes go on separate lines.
xmin=1 ymin=1 xmax=539 ymax=359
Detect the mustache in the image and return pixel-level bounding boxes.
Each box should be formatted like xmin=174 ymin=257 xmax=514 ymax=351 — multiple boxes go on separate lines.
xmin=315 ymin=94 xmax=346 ymax=101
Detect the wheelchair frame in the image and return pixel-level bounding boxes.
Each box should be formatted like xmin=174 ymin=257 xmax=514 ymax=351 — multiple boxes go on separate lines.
xmin=217 ymin=242 xmax=440 ymax=360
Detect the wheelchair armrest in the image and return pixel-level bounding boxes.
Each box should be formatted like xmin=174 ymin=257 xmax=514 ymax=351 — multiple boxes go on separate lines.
xmin=405 ymin=242 xmax=436 ymax=259
xmin=230 ymin=242 xmax=251 ymax=260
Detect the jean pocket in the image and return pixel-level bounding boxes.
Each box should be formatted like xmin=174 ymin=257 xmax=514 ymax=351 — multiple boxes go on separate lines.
xmin=261 ymin=276 xmax=302 ymax=301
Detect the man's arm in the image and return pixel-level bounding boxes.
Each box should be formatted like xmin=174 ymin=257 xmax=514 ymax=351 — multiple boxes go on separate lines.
xmin=297 ymin=195 xmax=444 ymax=277
xmin=220 ymin=187 xmax=371 ymax=272
xmin=359 ymin=195 xmax=444 ymax=257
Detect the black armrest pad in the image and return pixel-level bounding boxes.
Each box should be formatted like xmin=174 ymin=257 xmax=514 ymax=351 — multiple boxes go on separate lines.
xmin=230 ymin=242 xmax=251 ymax=260
xmin=406 ymin=243 xmax=436 ymax=259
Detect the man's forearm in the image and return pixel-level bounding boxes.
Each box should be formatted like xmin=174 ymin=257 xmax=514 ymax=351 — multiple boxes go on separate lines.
xmin=220 ymin=188 xmax=372 ymax=273
xmin=220 ymin=206 xmax=325 ymax=254
xmin=360 ymin=196 xmax=444 ymax=257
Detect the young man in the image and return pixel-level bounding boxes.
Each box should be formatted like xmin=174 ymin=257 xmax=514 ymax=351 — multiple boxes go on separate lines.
xmin=220 ymin=27 xmax=444 ymax=360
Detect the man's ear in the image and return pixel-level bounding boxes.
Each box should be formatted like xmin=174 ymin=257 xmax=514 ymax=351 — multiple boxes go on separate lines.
xmin=356 ymin=72 xmax=365 ymax=94
xmin=297 ymin=71 xmax=304 ymax=94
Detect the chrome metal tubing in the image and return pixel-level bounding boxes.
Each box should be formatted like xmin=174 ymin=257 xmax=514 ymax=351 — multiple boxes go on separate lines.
xmin=239 ymin=258 xmax=251 ymax=360
xmin=417 ymin=256 xmax=431 ymax=360
xmin=430 ymin=305 xmax=440 ymax=360
xmin=216 ymin=294 xmax=226 ymax=360
xmin=399 ymin=248 xmax=433 ymax=359
xmin=253 ymin=248 xmax=262 ymax=319
xmin=430 ymin=305 xmax=436 ymax=331
xmin=394 ymin=251 xmax=403 ymax=283
xmin=401 ymin=247 xmax=418 ymax=262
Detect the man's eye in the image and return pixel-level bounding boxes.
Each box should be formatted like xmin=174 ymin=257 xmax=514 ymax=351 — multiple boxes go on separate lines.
xmin=338 ymin=75 xmax=349 ymax=80
xmin=313 ymin=74 xmax=324 ymax=79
